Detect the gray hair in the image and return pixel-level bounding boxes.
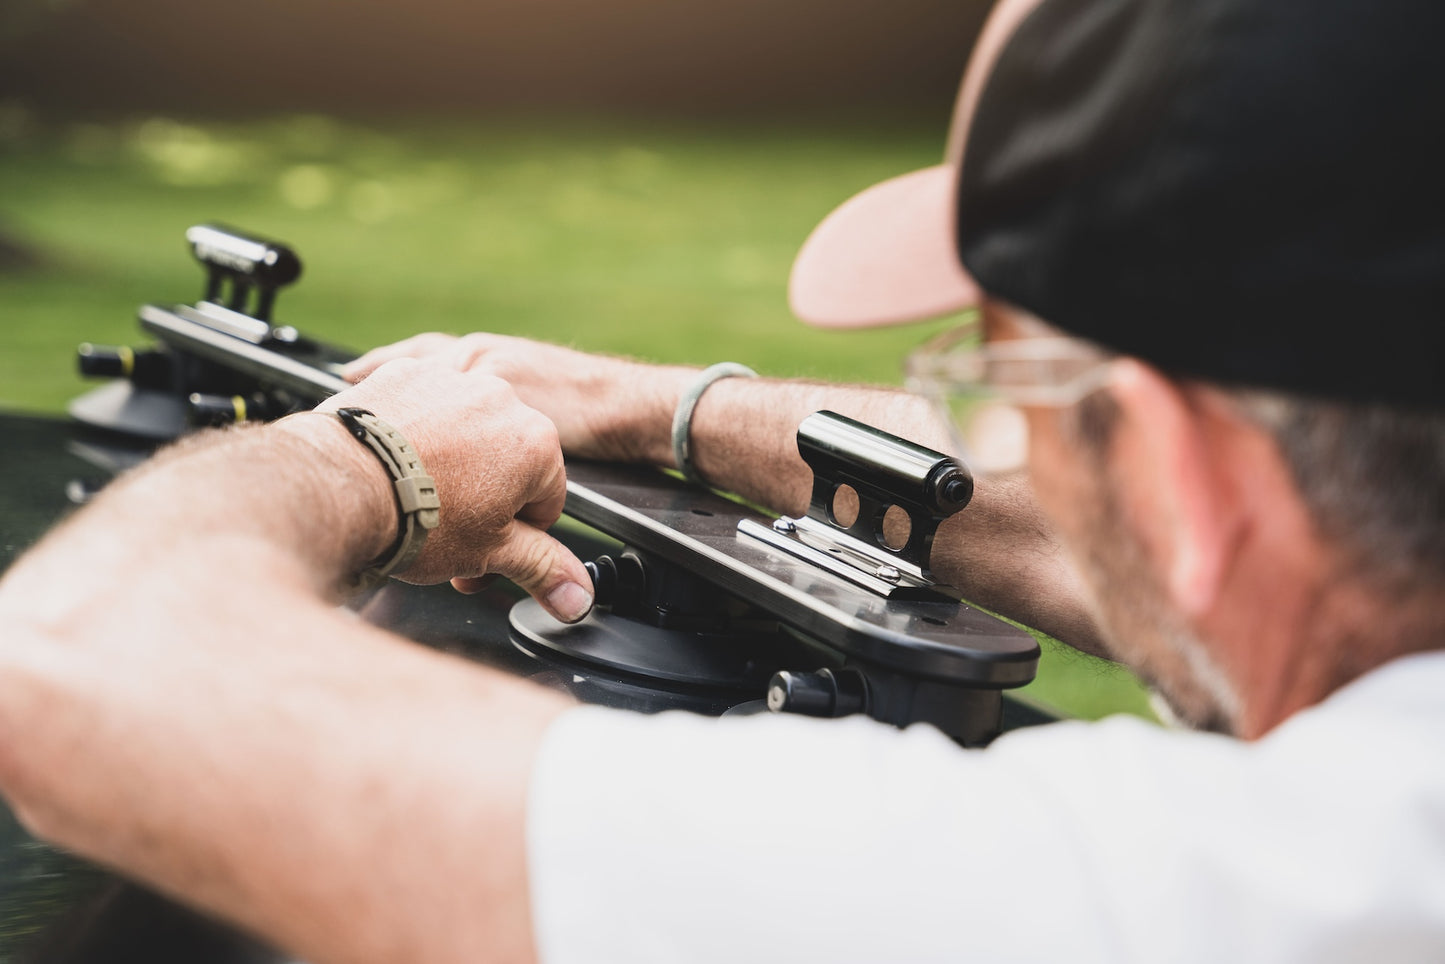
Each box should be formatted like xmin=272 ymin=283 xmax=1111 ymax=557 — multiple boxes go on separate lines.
xmin=1227 ymin=389 xmax=1445 ymax=596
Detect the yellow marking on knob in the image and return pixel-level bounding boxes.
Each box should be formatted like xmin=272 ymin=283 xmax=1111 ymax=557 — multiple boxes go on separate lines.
xmin=117 ymin=345 xmax=135 ymax=377
xmin=233 ymin=396 xmax=247 ymax=422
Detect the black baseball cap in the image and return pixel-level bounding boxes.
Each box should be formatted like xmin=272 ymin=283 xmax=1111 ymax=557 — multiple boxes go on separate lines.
xmin=790 ymin=0 xmax=1445 ymax=410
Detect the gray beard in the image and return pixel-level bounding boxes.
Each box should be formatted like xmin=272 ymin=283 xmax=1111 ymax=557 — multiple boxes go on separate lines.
xmin=1070 ymin=481 xmax=1243 ymax=735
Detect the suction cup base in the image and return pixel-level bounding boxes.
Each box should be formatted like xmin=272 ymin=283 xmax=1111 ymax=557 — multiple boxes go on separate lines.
xmin=69 ymin=382 xmax=187 ymax=442
xmin=509 ymin=597 xmax=817 ymax=699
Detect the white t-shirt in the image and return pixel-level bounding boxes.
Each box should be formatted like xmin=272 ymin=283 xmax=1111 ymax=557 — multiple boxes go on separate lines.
xmin=528 ymin=651 xmax=1445 ymax=963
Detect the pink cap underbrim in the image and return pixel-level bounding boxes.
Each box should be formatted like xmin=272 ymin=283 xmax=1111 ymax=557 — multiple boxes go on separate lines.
xmin=787 ymin=0 xmax=1045 ymax=330
xmin=788 ymin=165 xmax=979 ymax=328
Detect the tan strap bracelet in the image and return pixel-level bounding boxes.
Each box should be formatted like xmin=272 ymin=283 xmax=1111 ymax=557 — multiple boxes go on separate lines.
xmin=331 ymin=406 xmax=441 ymax=592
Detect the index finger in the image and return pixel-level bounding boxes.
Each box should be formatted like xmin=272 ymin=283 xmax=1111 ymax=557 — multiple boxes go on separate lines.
xmin=343 ymin=333 xmax=459 ymax=382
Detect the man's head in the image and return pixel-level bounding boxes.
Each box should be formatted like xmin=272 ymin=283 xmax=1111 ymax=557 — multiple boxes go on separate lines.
xmin=789 ymin=0 xmax=1445 ymax=735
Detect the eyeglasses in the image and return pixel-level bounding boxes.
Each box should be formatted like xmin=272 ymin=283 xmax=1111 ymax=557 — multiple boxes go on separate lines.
xmin=904 ymin=321 xmax=1115 ymax=475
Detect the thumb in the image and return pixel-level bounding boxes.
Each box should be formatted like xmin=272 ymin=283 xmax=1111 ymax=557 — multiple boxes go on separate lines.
xmin=486 ymin=522 xmax=595 ymax=624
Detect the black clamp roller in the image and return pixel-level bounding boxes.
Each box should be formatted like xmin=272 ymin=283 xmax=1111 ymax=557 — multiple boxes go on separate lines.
xmin=798 ymin=411 xmax=973 ymax=519
xmin=797 ymin=411 xmax=972 ymax=576
xmin=186 ymin=224 xmax=302 ymax=323
xmin=738 ymin=411 xmax=973 ymax=595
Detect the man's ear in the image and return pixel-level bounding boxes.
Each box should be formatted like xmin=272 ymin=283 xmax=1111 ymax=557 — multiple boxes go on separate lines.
xmin=1105 ymin=359 xmax=1241 ymax=618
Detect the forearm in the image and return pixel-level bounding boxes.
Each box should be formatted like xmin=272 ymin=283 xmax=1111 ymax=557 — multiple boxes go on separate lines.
xmin=0 ymin=418 xmax=400 ymax=608
xmin=0 ymin=418 xmax=565 ymax=963
xmin=639 ymin=374 xmax=1112 ymax=656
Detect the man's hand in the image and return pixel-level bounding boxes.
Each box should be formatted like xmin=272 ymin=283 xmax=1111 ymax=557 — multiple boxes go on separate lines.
xmin=293 ymin=356 xmax=595 ymax=622
xmin=345 ymin=333 xmax=691 ymax=466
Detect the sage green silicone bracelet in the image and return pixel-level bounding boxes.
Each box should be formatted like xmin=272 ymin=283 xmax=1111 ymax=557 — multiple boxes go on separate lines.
xmin=670 ymin=362 xmax=757 ymax=486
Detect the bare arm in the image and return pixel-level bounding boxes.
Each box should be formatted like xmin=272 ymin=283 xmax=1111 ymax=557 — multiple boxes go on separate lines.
xmin=0 ymin=360 xmax=580 ymax=964
xmin=348 ymin=335 xmax=1109 ymax=655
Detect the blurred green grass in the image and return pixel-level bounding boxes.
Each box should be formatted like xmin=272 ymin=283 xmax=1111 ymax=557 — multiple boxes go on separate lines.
xmin=1 ymin=113 xmax=948 ymax=409
xmin=0 ymin=111 xmax=1154 ymax=723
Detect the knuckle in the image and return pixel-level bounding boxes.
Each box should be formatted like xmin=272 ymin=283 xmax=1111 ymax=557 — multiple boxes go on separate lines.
xmin=524 ymin=413 xmax=562 ymax=459
xmin=530 ymin=409 xmax=561 ymax=446
xmin=482 ymin=374 xmax=521 ymax=407
xmin=378 ymin=356 xmax=421 ymax=375
xmin=452 ymin=333 xmax=504 ymax=372
xmin=451 ymin=337 xmax=485 ymax=370
xmin=506 ymin=535 xmax=554 ymax=588
xmin=414 ymin=332 xmax=454 ymax=352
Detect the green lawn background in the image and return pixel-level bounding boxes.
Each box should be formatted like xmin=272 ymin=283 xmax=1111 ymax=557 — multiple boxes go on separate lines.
xmin=0 ymin=111 xmax=1154 ymax=722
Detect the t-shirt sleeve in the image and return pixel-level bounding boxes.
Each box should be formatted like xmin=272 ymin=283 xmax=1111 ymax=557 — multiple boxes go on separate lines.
xmin=526 ymin=664 xmax=1445 ymax=964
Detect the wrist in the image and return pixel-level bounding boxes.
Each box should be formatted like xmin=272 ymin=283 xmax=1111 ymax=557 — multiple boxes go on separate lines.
xmin=594 ymin=363 xmax=697 ymax=466
xmin=271 ymin=413 xmax=400 ymax=579
xmin=671 ymin=363 xmax=758 ymax=483
xmin=331 ymin=407 xmax=441 ymax=591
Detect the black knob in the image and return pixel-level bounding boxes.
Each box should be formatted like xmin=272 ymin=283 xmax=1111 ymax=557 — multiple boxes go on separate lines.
xmin=584 ymin=553 xmax=647 ymax=615
xmin=77 ymin=344 xmax=173 ymax=389
xmin=935 ymin=468 xmax=974 ymax=512
xmin=187 ymin=393 xmax=273 ymax=426
xmin=187 ymin=225 xmax=302 ymax=288
xmin=584 ymin=559 xmax=613 ymax=605
xmin=767 ymin=668 xmax=868 ymax=718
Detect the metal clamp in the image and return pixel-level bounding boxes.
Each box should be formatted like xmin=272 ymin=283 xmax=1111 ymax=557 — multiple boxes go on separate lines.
xmin=739 ymin=411 xmax=972 ymax=597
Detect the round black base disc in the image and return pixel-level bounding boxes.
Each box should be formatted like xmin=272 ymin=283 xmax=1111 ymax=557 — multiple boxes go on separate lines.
xmin=68 ymin=382 xmax=188 ymax=442
xmin=509 ymin=597 xmax=805 ymax=697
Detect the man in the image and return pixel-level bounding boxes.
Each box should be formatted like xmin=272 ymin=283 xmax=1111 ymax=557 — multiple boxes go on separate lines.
xmin=2 ymin=0 xmax=1443 ymax=961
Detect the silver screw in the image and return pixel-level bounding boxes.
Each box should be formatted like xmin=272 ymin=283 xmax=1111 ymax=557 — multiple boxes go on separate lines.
xmin=767 ymin=683 xmax=788 ymax=712
xmin=875 ymin=565 xmax=902 ymax=583
xmin=772 ymin=517 xmax=797 ymax=534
